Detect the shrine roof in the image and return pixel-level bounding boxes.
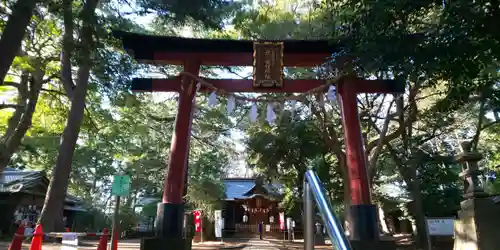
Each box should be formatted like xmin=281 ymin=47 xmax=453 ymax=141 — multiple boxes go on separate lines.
xmin=0 ymin=168 xmax=83 ymax=207
xmin=112 ymin=31 xmax=341 ymax=66
xmin=223 ymin=178 xmax=283 ymax=201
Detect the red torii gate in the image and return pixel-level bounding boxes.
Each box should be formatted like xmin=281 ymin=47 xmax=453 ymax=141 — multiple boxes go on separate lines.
xmin=114 ymin=31 xmax=403 ymax=249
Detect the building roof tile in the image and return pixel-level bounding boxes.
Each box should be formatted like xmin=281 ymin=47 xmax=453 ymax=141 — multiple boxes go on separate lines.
xmin=0 ymin=168 xmax=83 ymax=205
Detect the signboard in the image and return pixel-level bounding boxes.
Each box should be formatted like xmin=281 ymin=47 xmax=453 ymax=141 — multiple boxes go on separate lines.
xmin=111 ymin=175 xmax=131 ymax=196
xmin=193 ymin=210 xmax=202 ymax=233
xmin=61 ymin=232 xmax=79 ymax=250
xmin=287 ymin=217 xmax=294 ymax=230
xmin=214 ymin=210 xmax=222 ymax=238
xmin=253 ymin=41 xmax=284 ymax=88
xmin=279 ymin=212 xmax=285 ymax=230
xmin=426 ymin=218 xmax=455 ymax=236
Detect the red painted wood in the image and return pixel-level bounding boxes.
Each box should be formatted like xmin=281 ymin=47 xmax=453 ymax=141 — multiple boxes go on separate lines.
xmin=162 ymin=60 xmax=200 ymax=204
xmin=338 ymin=79 xmax=372 ymax=205
xmin=134 ymin=77 xmax=400 ymax=94
xmin=134 ymin=78 xmax=327 ymax=93
xmin=153 ymin=52 xmax=332 ymax=67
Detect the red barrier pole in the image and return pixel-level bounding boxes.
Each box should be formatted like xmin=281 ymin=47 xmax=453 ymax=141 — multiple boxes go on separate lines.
xmin=29 ymin=224 xmax=43 ymax=250
xmin=96 ymin=228 xmax=109 ymax=250
xmin=8 ymin=224 xmax=24 ymax=250
xmin=111 ymin=228 xmax=119 ymax=250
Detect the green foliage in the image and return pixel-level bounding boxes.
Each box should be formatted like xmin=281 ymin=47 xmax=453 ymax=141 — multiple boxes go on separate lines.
xmin=246 ymin=115 xmax=344 ymax=213
xmin=73 ymin=207 xmax=111 ymax=231
xmin=135 ymin=0 xmax=241 ymax=29
xmin=185 ymin=149 xmax=228 ymax=218
xmin=140 ymin=201 xmax=158 ymax=218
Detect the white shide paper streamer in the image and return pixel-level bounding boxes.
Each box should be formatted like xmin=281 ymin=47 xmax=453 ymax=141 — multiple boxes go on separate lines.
xmin=250 ymin=103 xmax=258 ymax=122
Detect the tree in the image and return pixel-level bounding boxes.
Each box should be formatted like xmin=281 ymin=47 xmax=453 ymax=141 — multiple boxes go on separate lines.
xmin=37 ymin=0 xmax=246 ymax=232
xmin=0 ymin=14 xmax=63 ymax=171
xmin=0 ymin=0 xmax=40 ymax=86
xmin=38 ymin=0 xmax=99 ymax=232
xmin=233 ymin=1 xmax=499 ymax=246
xmin=246 ymin=115 xmax=344 ymax=215
xmin=319 ymin=0 xmax=500 ymax=247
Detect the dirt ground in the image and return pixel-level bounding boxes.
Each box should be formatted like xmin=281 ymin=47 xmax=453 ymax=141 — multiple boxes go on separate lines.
xmin=0 ymin=240 xmax=138 ymax=250
xmin=0 ymin=236 xmax=444 ymax=250
xmin=0 ymin=239 xmax=249 ymax=250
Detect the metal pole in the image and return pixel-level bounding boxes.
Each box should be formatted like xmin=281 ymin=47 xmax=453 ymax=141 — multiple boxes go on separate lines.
xmin=200 ymin=212 xmax=204 ymax=242
xmin=304 ymin=181 xmax=314 ymax=250
xmin=424 ymin=217 xmax=432 ymax=250
xmin=110 ymin=195 xmax=121 ymax=250
xmin=305 ymin=170 xmax=352 ymax=250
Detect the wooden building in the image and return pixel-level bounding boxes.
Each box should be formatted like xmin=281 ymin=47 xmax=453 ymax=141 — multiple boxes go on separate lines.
xmin=222 ymin=177 xmax=286 ymax=237
xmin=134 ymin=177 xmax=296 ymax=238
xmin=0 ymin=168 xmax=86 ymax=236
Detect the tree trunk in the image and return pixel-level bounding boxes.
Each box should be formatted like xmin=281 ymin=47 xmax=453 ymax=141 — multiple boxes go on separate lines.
xmin=0 ymin=63 xmax=44 ymax=170
xmin=343 ymin=177 xmax=352 ymax=236
xmin=386 ymin=142 xmax=429 ymax=246
xmin=0 ymin=0 xmax=38 ymax=85
xmin=38 ymin=0 xmax=98 ymax=232
xmin=408 ymin=172 xmax=429 ymax=250
xmin=336 ymin=156 xmax=353 ymax=235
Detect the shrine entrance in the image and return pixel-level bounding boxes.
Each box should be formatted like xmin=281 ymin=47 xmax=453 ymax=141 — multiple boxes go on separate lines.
xmin=114 ymin=31 xmax=404 ymax=249
xmin=236 ymin=195 xmax=280 ymax=235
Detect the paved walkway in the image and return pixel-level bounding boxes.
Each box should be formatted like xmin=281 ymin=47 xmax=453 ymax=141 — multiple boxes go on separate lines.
xmin=241 ymin=239 xmax=281 ymax=249
xmin=0 ymin=238 xmax=285 ymax=249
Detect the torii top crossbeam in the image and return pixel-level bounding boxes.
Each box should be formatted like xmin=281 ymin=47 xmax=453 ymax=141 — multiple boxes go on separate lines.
xmin=113 ymin=31 xmax=401 ymax=94
xmin=114 ymin=30 xmax=339 ymax=66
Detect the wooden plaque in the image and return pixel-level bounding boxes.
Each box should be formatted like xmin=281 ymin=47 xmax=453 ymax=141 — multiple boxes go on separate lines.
xmin=253 ymin=41 xmax=284 ymax=88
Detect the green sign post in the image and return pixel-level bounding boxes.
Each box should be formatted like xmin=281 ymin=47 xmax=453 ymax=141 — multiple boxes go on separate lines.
xmin=111 ymin=174 xmax=130 ymax=249
xmin=111 ymin=175 xmax=131 ymax=196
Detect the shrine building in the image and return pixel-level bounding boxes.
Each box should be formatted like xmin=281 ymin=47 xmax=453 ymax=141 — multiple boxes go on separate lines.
xmin=221 ymin=177 xmax=285 ymax=237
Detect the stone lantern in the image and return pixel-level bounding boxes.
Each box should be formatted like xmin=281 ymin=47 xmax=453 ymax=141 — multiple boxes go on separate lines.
xmin=454 ymin=141 xmax=500 ymax=250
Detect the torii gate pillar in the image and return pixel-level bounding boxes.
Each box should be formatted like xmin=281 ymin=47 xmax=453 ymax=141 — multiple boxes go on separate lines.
xmin=337 ymin=76 xmax=403 ymax=248
xmin=153 ymin=60 xmax=200 ymax=249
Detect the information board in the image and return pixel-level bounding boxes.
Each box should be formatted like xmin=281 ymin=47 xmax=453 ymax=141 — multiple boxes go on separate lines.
xmin=426 ymin=218 xmax=455 ymax=236
xmin=61 ymin=232 xmax=79 ymax=250
xmin=214 ymin=210 xmax=222 ymax=238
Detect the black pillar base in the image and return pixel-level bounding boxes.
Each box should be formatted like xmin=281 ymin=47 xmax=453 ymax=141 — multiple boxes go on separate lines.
xmin=349 ymin=204 xmax=379 ymax=241
xmin=141 ymin=203 xmax=192 ymax=250
xmin=141 ymin=237 xmax=193 ymax=250
xmin=155 ymin=203 xmax=184 ymax=238
xmin=350 ymin=240 xmax=396 ymax=250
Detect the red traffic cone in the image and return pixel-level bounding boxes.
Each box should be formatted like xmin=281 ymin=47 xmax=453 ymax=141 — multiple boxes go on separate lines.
xmin=29 ymin=224 xmax=43 ymax=250
xmin=96 ymin=228 xmax=109 ymax=250
xmin=8 ymin=224 xmax=25 ymax=250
